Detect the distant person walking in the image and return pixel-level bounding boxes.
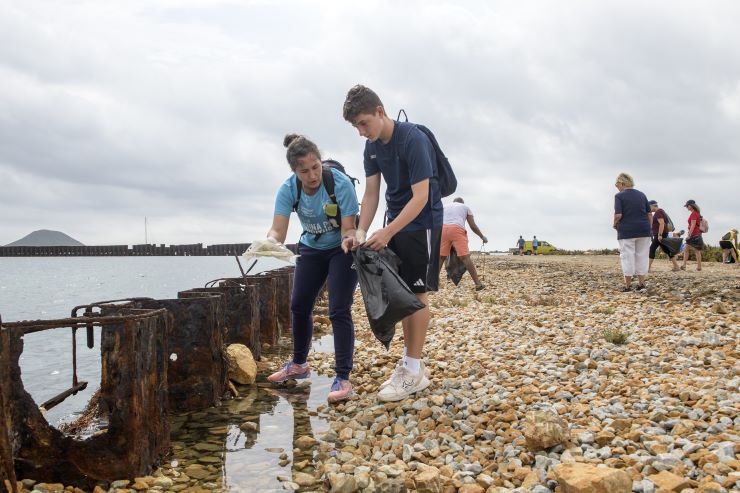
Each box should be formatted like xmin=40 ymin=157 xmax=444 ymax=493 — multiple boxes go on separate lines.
xmin=613 ymin=173 xmax=651 ymax=291
xmin=516 ymin=236 xmax=525 ymax=255
xmin=720 ymin=228 xmax=738 ymax=264
xmin=439 ymin=198 xmax=488 ymax=291
xmin=648 ymin=200 xmax=680 ymax=272
xmin=532 ymin=236 xmax=539 ymax=255
xmin=681 ymin=199 xmax=704 ymax=271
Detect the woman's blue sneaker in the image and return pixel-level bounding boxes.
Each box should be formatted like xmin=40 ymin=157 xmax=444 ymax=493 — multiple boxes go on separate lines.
xmin=267 ymin=361 xmax=310 ymax=383
xmin=327 ymin=378 xmax=353 ymax=403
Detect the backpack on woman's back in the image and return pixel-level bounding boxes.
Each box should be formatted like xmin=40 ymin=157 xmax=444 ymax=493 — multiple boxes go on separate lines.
xmin=700 ymin=216 xmax=709 ymax=233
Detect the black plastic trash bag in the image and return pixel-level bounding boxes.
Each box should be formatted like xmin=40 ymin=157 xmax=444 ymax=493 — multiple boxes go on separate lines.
xmin=446 ymin=247 xmax=467 ymax=285
xmin=352 ymin=247 xmax=426 ymax=349
xmin=661 ymin=237 xmax=683 ymax=256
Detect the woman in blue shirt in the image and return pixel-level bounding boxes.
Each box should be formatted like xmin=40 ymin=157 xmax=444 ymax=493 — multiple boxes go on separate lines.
xmin=265 ymin=134 xmax=359 ymax=403
xmin=613 ymin=172 xmax=651 ymax=292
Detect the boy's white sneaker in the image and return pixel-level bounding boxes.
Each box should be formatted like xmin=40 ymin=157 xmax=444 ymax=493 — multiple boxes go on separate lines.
xmin=379 ymin=360 xmax=430 ymax=390
xmin=377 ymin=364 xmax=429 ymax=402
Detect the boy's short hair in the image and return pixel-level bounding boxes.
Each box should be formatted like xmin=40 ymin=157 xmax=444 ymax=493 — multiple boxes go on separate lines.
xmin=343 ymin=85 xmax=384 ymax=122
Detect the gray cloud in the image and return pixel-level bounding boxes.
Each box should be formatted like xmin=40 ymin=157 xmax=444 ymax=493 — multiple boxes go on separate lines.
xmin=1 ymin=0 xmax=738 ymax=250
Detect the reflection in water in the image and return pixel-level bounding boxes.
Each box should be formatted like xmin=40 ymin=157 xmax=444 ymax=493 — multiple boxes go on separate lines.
xmin=165 ymin=361 xmax=335 ymax=492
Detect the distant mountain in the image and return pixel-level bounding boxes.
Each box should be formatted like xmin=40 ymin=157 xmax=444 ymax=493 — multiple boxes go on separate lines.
xmin=6 ymin=230 xmax=85 ymax=247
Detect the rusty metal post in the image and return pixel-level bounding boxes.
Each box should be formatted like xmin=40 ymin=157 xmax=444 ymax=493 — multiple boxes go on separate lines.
xmin=245 ymin=274 xmax=279 ymax=348
xmin=114 ymin=297 xmax=228 ymax=412
xmin=273 ymin=267 xmax=295 ymax=338
xmin=179 ymin=284 xmax=261 ymax=360
xmin=0 ymin=316 xmax=19 ymax=493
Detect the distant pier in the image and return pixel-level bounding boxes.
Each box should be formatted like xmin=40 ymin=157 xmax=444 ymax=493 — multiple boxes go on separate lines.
xmin=0 ymin=243 xmax=298 ymax=257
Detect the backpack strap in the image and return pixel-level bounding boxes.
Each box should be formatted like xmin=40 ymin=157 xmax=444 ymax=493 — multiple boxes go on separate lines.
xmin=323 ymin=167 xmax=336 ymax=204
xmin=292 ymin=175 xmax=302 ymax=213
xmin=322 ymin=168 xmax=340 ymax=231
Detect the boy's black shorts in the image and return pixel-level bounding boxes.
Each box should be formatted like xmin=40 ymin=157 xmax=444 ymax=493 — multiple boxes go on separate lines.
xmin=388 ymin=227 xmax=442 ymax=293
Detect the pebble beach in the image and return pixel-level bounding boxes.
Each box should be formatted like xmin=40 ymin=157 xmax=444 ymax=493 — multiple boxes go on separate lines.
xmin=15 ymin=255 xmax=739 ymax=493
xmin=296 ymin=255 xmax=739 ymax=492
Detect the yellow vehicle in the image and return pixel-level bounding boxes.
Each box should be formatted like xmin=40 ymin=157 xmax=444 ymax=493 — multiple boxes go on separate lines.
xmin=522 ymin=240 xmax=556 ymax=255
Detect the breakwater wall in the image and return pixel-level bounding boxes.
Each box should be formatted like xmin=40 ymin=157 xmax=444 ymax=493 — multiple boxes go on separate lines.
xmin=0 ymin=243 xmax=300 ymax=257
xmin=0 ymin=266 xmax=295 ymax=488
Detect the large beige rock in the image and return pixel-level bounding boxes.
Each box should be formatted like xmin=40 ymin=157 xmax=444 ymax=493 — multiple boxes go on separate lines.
xmin=295 ymin=435 xmax=318 ymax=449
xmin=414 ymin=467 xmax=442 ymax=493
xmin=524 ymin=410 xmax=570 ymax=450
xmin=648 ymin=471 xmax=691 ymax=492
xmin=226 ymin=344 xmax=256 ymax=384
xmin=458 ymin=485 xmax=484 ymax=493
xmin=327 ymin=472 xmax=357 ymax=493
xmin=697 ymin=482 xmax=724 ymax=493
xmin=293 ymin=472 xmax=317 ymax=487
xmin=553 ymin=463 xmax=631 ymax=493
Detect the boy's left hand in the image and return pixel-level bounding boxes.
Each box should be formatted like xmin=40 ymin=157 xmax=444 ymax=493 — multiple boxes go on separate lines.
xmin=364 ymin=228 xmax=393 ymax=251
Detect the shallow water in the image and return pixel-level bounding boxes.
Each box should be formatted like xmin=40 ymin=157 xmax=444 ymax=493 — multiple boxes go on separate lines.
xmin=166 ymin=370 xmax=334 ymax=492
xmin=1 ymin=256 xmax=343 ymax=490
xmin=0 ymin=256 xmax=287 ymax=425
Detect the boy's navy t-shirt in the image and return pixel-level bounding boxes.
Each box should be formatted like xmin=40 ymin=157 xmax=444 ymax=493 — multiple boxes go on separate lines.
xmin=614 ymin=188 xmax=651 ymax=240
xmin=363 ymin=121 xmax=443 ymax=232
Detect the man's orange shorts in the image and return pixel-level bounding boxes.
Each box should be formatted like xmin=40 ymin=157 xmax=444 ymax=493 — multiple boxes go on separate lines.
xmin=440 ymin=224 xmax=469 ymax=256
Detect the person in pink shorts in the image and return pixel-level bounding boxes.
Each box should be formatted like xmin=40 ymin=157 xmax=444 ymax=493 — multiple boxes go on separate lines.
xmin=439 ymin=197 xmax=488 ymax=290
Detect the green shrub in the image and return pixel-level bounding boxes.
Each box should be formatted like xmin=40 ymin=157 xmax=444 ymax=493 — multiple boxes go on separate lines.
xmin=602 ymin=328 xmax=629 ymax=345
xmin=593 ymin=306 xmax=615 ymax=315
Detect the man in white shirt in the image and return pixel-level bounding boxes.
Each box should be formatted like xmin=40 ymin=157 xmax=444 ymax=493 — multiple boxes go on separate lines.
xmin=440 ymin=197 xmax=488 ymax=290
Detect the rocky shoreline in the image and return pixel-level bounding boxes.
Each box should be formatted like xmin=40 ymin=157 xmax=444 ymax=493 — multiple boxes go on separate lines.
xmin=11 ymin=255 xmax=739 ymax=492
xmin=299 ymin=255 xmax=738 ymax=492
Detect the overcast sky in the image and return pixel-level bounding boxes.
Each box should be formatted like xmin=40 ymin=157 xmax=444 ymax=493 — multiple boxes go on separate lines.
xmin=1 ymin=0 xmax=738 ymax=251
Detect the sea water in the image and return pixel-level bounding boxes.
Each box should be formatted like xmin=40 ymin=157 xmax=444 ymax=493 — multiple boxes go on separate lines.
xmin=1 ymin=256 xmax=338 ymax=491
xmin=0 ymin=255 xmax=287 ymax=424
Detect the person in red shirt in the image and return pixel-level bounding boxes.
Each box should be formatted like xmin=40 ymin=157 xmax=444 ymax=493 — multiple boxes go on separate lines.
xmin=681 ymin=199 xmax=704 ymax=271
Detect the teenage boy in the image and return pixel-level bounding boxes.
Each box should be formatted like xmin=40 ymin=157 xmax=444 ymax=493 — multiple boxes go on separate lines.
xmin=341 ymin=84 xmax=443 ymax=402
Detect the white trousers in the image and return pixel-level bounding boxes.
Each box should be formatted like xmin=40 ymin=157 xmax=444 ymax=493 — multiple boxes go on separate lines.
xmin=618 ymin=237 xmax=651 ymax=277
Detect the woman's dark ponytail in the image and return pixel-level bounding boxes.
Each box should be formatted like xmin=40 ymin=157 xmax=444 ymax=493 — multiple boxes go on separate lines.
xmin=284 ymin=134 xmax=321 ymax=170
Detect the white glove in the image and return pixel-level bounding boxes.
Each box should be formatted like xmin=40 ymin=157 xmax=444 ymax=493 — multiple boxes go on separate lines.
xmin=356 ymin=228 xmax=367 ymax=244
xmin=243 ymin=238 xmax=295 ymax=261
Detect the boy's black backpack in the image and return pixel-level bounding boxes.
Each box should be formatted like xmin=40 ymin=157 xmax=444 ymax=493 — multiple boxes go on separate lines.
xmin=396 ymin=109 xmax=457 ymax=197
xmin=293 ymin=160 xmax=359 ymax=239
xmin=662 ymin=209 xmax=675 ymax=233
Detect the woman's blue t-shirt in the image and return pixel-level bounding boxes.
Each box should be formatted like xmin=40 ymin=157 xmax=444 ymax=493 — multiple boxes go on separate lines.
xmin=614 ymin=188 xmax=651 ymax=240
xmin=274 ymin=168 xmax=359 ymax=250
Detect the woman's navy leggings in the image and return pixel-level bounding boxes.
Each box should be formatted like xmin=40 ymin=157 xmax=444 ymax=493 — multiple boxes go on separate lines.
xmin=291 ymin=244 xmax=357 ymax=380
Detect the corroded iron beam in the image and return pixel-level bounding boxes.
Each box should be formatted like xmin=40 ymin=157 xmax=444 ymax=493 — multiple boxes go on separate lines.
xmin=1 ymin=316 xmax=19 ymax=493
xmin=178 ymin=284 xmax=261 ymax=360
xmin=1 ymin=308 xmax=170 ymax=483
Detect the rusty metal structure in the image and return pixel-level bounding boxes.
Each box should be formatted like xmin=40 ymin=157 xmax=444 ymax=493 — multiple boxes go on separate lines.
xmin=0 ymin=308 xmax=170 ymax=485
xmin=0 ymin=264 xmax=295 ymax=487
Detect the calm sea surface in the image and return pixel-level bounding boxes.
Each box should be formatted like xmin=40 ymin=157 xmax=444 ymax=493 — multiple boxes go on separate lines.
xmin=0 ymin=256 xmax=286 ymax=425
